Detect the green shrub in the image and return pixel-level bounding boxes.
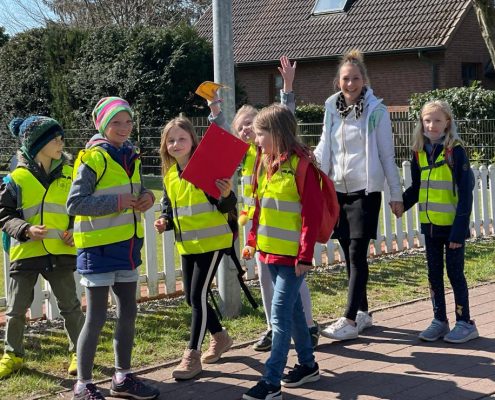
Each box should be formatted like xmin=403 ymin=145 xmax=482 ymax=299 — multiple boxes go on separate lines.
xmin=295 ymin=103 xmax=325 ymax=123
xmin=409 ymin=81 xmax=495 ymax=120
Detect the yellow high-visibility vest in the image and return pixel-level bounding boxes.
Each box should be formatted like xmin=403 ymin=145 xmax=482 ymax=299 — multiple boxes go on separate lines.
xmin=418 ymin=147 xmax=458 ymax=225
xmin=9 ymin=165 xmax=76 ymax=261
xmin=73 ymin=148 xmax=144 ymax=248
xmin=241 ymin=144 xmax=258 ymax=219
xmin=256 ymin=154 xmax=302 ymax=256
xmin=164 ymin=164 xmax=232 ymax=255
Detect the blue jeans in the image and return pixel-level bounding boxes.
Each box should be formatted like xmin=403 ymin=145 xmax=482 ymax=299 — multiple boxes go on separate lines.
xmin=263 ymin=263 xmax=315 ymax=386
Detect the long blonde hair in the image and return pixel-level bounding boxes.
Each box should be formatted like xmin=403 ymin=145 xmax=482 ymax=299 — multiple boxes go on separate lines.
xmin=253 ymin=104 xmax=313 ymax=177
xmin=334 ymin=48 xmax=370 ymax=90
xmin=159 ymin=116 xmax=199 ymax=175
xmin=231 ymin=105 xmax=258 ymax=136
xmin=411 ymin=100 xmax=462 ymax=152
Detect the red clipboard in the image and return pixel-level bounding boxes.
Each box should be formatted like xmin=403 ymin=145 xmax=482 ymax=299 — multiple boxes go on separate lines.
xmin=182 ymin=123 xmax=249 ymax=198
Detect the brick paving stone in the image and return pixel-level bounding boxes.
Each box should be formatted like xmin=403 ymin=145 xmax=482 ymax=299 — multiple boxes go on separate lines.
xmin=45 ymin=283 xmax=495 ymax=400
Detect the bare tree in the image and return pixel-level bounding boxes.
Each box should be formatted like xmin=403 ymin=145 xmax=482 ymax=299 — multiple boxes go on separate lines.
xmin=46 ymin=0 xmax=211 ymax=28
xmin=472 ymin=0 xmax=495 ymax=66
xmin=0 ymin=0 xmax=55 ymax=33
xmin=2 ymin=0 xmax=210 ymax=31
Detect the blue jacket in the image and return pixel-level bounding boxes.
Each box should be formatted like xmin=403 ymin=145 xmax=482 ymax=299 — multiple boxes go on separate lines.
xmin=67 ymin=134 xmax=152 ymax=274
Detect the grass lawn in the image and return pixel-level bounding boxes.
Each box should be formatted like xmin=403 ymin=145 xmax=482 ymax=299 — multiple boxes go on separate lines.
xmin=1 ymin=237 xmax=495 ymax=399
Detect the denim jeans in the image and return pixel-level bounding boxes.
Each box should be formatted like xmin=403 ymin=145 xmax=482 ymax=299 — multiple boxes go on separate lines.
xmin=263 ymin=262 xmax=315 ymax=386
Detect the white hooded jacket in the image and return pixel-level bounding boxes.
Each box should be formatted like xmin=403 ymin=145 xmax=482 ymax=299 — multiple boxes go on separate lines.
xmin=314 ymin=87 xmax=402 ymax=202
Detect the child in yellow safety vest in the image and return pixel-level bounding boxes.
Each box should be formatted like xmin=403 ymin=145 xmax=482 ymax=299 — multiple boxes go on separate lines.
xmin=241 ymin=104 xmax=324 ymax=400
xmin=402 ymin=100 xmax=478 ymax=344
xmin=0 ymin=116 xmax=84 ymax=380
xmin=208 ymin=56 xmax=320 ymax=353
xmin=154 ymin=116 xmax=237 ymax=380
xmin=68 ymin=97 xmax=159 ymax=400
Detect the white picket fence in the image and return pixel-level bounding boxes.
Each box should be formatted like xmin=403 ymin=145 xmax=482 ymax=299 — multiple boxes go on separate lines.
xmin=1 ymin=161 xmax=494 ymax=320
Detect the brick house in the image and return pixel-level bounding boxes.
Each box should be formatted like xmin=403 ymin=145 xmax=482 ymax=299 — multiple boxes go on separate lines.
xmin=196 ymin=0 xmax=495 ymax=107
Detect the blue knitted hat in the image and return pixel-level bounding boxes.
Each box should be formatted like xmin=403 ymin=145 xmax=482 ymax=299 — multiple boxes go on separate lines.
xmin=9 ymin=116 xmax=64 ymax=158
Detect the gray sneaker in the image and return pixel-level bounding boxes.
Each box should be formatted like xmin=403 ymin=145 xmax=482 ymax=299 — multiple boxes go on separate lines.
xmin=444 ymin=320 xmax=479 ymax=344
xmin=72 ymin=383 xmax=105 ymax=400
xmin=418 ymin=319 xmax=450 ymax=342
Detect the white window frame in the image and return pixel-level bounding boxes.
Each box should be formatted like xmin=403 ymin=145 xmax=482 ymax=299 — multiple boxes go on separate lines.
xmin=312 ymin=0 xmax=349 ymax=14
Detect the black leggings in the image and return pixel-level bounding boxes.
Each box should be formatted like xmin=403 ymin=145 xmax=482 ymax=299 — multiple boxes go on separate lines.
xmin=182 ymin=250 xmax=224 ymax=351
xmin=339 ymin=238 xmax=370 ymax=321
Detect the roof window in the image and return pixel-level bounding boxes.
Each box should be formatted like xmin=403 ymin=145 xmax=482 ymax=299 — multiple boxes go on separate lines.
xmin=312 ymin=0 xmax=352 ymax=14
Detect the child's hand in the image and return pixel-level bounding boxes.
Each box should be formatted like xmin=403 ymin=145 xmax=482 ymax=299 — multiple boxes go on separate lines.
xmin=120 ymin=193 xmax=137 ymax=210
xmin=154 ymin=218 xmax=167 ymax=234
xmin=449 ymin=242 xmax=463 ymax=249
xmin=60 ymin=230 xmax=75 ymax=247
xmin=242 ymin=246 xmax=255 ymax=260
xmin=26 ymin=225 xmax=47 ymax=241
xmin=134 ymin=192 xmax=154 ymax=212
xmin=295 ymin=262 xmax=312 ymax=277
xmin=207 ymin=90 xmax=222 ymax=117
xmin=216 ymin=178 xmax=232 ymax=198
xmin=278 ymin=55 xmax=297 ymax=93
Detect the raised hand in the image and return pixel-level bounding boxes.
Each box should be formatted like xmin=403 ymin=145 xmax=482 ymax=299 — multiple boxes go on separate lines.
xmin=278 ymin=55 xmax=297 ymax=92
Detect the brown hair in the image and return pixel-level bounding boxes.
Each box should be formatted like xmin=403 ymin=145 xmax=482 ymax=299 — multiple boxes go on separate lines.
xmin=334 ymin=48 xmax=370 ymax=90
xmin=253 ymin=104 xmax=313 ymax=177
xmin=159 ymin=116 xmax=199 ymax=175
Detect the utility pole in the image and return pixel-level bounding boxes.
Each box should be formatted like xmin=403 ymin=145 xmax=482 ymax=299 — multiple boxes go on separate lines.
xmin=212 ymin=0 xmax=241 ymax=317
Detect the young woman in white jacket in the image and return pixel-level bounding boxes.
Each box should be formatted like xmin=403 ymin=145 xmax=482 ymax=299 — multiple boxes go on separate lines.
xmin=316 ymin=49 xmax=403 ymax=341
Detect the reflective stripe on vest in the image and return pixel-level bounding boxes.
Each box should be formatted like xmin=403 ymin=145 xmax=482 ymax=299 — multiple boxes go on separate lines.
xmin=164 ymin=164 xmax=232 ymax=255
xmin=418 ymin=148 xmax=458 ymax=226
xmin=73 ymin=148 xmax=144 ymax=248
xmin=9 ymin=165 xmax=76 ymax=261
xmin=241 ymin=144 xmax=258 ymax=218
xmin=256 ymin=154 xmax=301 ymax=256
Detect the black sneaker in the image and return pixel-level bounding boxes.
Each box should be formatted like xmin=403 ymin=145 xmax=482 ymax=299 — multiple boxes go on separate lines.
xmin=281 ymin=363 xmax=320 ymax=388
xmin=109 ymin=373 xmax=159 ymax=400
xmin=309 ymin=322 xmax=320 ymax=349
xmin=242 ymin=380 xmax=282 ymax=400
xmin=72 ymin=383 xmax=106 ymax=400
xmin=253 ymin=330 xmax=272 ymax=352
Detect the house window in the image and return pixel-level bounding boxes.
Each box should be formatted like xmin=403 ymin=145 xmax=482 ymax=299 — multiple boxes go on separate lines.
xmin=462 ymin=63 xmax=481 ymax=86
xmin=312 ymin=0 xmax=350 ymax=14
xmin=272 ymin=74 xmax=283 ymax=103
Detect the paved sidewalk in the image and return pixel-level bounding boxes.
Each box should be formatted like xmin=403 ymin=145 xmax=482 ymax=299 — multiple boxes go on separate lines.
xmin=56 ymin=283 xmax=495 ymax=400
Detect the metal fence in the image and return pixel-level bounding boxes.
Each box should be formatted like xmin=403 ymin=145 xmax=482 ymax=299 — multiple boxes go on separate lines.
xmin=1 ymin=118 xmax=494 ymax=175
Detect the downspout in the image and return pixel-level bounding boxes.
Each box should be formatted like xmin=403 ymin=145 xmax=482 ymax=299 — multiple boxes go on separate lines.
xmin=418 ymin=50 xmax=439 ymax=89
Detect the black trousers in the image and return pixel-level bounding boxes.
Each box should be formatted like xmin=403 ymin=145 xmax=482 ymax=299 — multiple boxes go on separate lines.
xmin=181 ymin=250 xmax=224 ymax=350
xmin=424 ymin=235 xmax=470 ymax=322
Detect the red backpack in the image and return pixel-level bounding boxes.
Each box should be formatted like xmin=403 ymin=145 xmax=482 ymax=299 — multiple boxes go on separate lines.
xmin=295 ymin=156 xmax=340 ymax=243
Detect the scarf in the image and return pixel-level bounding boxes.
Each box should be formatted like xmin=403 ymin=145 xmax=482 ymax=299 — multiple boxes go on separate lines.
xmin=336 ymin=88 xmax=367 ymax=119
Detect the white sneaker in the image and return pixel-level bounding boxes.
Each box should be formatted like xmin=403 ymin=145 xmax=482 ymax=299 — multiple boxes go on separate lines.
xmin=356 ymin=311 xmax=373 ymax=333
xmin=321 ymin=317 xmax=358 ymax=340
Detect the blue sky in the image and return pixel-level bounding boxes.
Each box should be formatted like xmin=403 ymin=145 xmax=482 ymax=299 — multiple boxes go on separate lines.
xmin=0 ymin=0 xmax=52 ymax=34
